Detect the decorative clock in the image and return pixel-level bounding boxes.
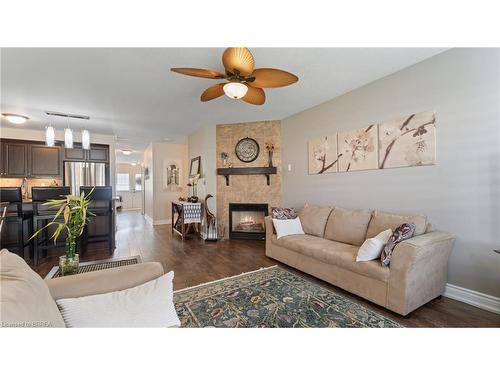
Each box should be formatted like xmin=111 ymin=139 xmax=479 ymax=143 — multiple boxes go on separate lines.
xmin=235 ymin=137 xmax=260 ymax=163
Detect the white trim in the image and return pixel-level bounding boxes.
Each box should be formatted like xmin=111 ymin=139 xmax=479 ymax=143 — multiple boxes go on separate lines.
xmin=444 ymin=283 xmax=500 ymax=315
xmin=120 ymin=208 xmax=141 ymax=212
xmin=153 ymin=219 xmax=171 ymax=225
xmin=144 ymin=214 xmax=154 ymax=226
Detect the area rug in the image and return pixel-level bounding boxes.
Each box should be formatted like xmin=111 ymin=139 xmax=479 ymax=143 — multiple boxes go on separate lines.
xmin=174 ymin=266 xmax=402 ymax=328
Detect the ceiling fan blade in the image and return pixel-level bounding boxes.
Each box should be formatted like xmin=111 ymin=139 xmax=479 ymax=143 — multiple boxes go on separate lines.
xmin=222 ymin=48 xmax=255 ymax=76
xmin=248 ymin=68 xmax=299 ymax=88
xmin=171 ymin=68 xmax=226 ymax=79
xmin=241 ymin=85 xmax=265 ymax=105
xmin=200 ymin=83 xmax=225 ymax=102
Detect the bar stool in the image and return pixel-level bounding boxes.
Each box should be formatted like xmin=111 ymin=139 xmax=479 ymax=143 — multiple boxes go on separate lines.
xmin=80 ymin=186 xmax=114 ymax=255
xmin=0 ymin=187 xmax=33 ymax=259
xmin=32 ymin=186 xmax=71 ymax=265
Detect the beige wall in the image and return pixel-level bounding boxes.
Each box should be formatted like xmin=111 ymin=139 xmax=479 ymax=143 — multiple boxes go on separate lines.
xmin=143 ymin=143 xmax=154 ymax=221
xmin=281 ymin=48 xmax=500 ymax=298
xmin=188 ymin=124 xmax=217 ymax=214
xmin=143 ymin=142 xmax=188 ymax=224
xmin=216 ymin=120 xmax=282 ymax=238
xmin=0 ymin=126 xmax=116 ymax=195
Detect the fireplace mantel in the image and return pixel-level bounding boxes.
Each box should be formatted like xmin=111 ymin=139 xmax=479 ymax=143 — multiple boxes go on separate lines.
xmin=217 ymin=167 xmax=277 ymax=186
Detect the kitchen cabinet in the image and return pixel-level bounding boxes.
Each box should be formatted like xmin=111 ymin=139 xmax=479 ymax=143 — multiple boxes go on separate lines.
xmin=29 ymin=144 xmax=62 ymax=178
xmin=1 ymin=142 xmax=28 ymax=177
xmin=63 ymin=144 xmax=109 ymax=162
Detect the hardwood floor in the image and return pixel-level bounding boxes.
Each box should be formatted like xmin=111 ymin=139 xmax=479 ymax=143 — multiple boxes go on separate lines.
xmin=35 ymin=210 xmax=499 ymax=328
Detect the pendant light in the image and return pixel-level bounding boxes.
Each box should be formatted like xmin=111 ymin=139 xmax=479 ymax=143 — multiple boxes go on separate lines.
xmin=45 ymin=125 xmax=55 ymax=147
xmin=82 ymin=129 xmax=90 ymax=150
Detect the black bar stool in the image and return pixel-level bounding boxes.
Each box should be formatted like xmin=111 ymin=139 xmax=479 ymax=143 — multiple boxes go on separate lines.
xmin=32 ymin=186 xmax=71 ymax=265
xmin=0 ymin=187 xmax=33 ymax=259
xmin=80 ymin=186 xmax=114 ymax=255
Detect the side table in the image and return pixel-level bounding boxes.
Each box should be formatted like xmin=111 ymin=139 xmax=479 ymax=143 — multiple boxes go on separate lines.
xmin=171 ymin=201 xmax=202 ymax=240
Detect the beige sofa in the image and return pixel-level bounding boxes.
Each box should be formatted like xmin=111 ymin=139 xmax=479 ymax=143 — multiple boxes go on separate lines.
xmin=0 ymin=249 xmax=164 ymax=327
xmin=265 ymin=206 xmax=455 ymax=316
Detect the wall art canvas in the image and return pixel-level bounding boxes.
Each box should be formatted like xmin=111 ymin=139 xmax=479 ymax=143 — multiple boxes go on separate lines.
xmin=338 ymin=124 xmax=378 ymax=172
xmin=378 ymin=111 xmax=436 ymax=169
xmin=308 ymin=135 xmax=338 ymax=174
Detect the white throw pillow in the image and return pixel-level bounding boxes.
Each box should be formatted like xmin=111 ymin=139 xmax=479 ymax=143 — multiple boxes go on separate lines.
xmin=356 ymin=229 xmax=393 ymax=262
xmin=56 ymin=271 xmax=181 ymax=328
xmin=272 ymin=217 xmax=305 ymax=239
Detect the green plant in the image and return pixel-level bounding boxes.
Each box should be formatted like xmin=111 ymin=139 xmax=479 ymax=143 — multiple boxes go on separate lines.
xmin=30 ymin=190 xmax=95 ymax=259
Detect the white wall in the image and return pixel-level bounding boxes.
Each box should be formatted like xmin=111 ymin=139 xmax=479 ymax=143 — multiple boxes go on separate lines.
xmin=282 ymin=48 xmax=500 ymax=298
xmin=0 ymin=126 xmax=117 ymax=195
xmin=188 ymin=124 xmax=217 ymax=213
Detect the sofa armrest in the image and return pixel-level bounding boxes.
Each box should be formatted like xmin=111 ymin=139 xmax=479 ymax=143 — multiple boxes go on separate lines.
xmin=387 ymin=231 xmax=455 ymax=315
xmin=45 ymin=262 xmax=165 ymax=300
xmin=265 ymin=216 xmax=274 ymax=256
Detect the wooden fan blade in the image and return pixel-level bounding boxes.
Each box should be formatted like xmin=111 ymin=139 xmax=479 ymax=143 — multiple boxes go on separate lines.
xmin=171 ymin=68 xmax=226 ymax=79
xmin=200 ymin=83 xmax=225 ymax=102
xmin=241 ymin=85 xmax=265 ymax=105
xmin=222 ymin=48 xmax=255 ymax=76
xmin=248 ymin=68 xmax=299 ymax=88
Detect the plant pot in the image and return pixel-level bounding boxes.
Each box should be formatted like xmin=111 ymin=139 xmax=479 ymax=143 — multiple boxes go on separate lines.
xmin=59 ymin=254 xmax=79 ymax=276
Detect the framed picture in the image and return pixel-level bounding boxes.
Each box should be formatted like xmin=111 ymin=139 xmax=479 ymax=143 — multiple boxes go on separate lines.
xmin=189 ymin=156 xmax=201 ymax=177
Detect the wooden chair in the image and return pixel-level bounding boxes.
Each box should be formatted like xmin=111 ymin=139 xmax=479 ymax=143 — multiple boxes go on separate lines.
xmin=80 ymin=186 xmax=114 ymax=255
xmin=32 ymin=186 xmax=71 ymax=265
xmin=0 ymin=187 xmax=32 ymax=259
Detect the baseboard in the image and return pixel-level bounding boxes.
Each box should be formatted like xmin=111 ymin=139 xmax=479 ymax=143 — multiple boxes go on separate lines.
xmin=144 ymin=214 xmax=153 ymax=225
xmin=444 ymin=283 xmax=500 ymax=314
xmin=153 ymin=219 xmax=171 ymax=225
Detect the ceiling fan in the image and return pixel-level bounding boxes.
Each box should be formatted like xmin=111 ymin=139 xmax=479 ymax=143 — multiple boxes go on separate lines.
xmin=170 ymin=47 xmax=298 ymax=105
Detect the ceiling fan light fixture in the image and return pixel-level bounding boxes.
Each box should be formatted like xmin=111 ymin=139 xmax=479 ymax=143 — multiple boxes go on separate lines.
xmin=223 ymin=82 xmax=248 ymax=99
xmin=121 ymin=149 xmax=133 ymax=156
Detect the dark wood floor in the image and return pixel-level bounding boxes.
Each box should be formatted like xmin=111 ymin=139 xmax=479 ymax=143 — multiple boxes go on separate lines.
xmin=35 ymin=210 xmax=499 ymax=328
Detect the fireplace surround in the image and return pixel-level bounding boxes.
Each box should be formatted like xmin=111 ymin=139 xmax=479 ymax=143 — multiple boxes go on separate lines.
xmin=229 ymin=203 xmax=269 ymax=240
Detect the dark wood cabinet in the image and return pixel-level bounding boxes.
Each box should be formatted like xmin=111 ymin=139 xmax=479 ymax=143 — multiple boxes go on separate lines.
xmin=64 ymin=145 xmax=86 ymax=161
xmin=2 ymin=142 xmax=28 ymax=177
xmin=0 ymin=139 xmax=109 ymax=179
xmin=88 ymin=145 xmax=109 ymax=162
xmin=29 ymin=144 xmax=62 ymax=178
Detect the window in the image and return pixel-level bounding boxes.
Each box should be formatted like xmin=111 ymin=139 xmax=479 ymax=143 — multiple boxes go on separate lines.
xmin=135 ymin=173 xmax=142 ymax=191
xmin=116 ymin=173 xmax=130 ymax=191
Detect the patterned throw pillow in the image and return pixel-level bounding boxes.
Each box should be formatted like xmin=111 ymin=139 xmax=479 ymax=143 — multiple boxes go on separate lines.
xmin=381 ymin=223 xmax=416 ymax=267
xmin=271 ymin=207 xmax=298 ymax=220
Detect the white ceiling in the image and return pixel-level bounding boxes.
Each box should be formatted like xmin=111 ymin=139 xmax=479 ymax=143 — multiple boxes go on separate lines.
xmin=1 ymin=48 xmax=446 ymax=163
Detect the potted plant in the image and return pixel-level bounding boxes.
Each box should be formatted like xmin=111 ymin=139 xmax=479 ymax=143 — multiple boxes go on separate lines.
xmin=31 ymin=190 xmax=94 ymax=276
xmin=187 ymin=174 xmax=200 ymax=203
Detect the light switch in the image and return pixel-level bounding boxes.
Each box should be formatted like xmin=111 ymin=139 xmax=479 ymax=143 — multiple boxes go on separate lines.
xmin=287 ymin=164 xmax=292 ymax=172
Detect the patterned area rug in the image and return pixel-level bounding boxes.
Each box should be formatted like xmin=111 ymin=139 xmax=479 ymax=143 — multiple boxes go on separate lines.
xmin=174 ymin=266 xmax=402 ymax=328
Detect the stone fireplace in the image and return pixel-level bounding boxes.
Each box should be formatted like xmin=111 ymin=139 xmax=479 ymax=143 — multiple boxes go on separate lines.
xmin=229 ymin=203 xmax=268 ymax=240
xmin=216 ymin=120 xmax=282 ymax=239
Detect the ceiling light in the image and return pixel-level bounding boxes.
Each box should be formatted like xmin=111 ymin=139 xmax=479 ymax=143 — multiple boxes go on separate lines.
xmin=122 ymin=150 xmax=133 ymax=156
xmin=46 ymin=126 xmax=55 ymax=147
xmin=64 ymin=128 xmax=74 ymax=149
xmin=223 ymin=82 xmax=248 ymax=99
xmin=2 ymin=113 xmax=29 ymax=124
xmin=131 ymin=163 xmax=137 ymax=166
xmin=82 ymin=129 xmax=90 ymax=150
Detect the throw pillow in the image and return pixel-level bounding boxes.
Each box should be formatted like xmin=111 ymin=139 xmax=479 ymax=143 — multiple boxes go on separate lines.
xmin=272 ymin=217 xmax=305 ymax=239
xmin=356 ymin=228 xmax=393 ymax=262
xmin=56 ymin=271 xmax=181 ymax=328
xmin=381 ymin=223 xmax=416 ymax=267
xmin=271 ymin=207 xmax=298 ymax=220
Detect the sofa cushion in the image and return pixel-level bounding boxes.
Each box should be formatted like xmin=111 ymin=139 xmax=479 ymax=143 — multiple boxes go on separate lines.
xmin=0 ymin=249 xmax=65 ymax=328
xmin=297 ymin=204 xmax=333 ymax=237
xmin=271 ymin=235 xmax=389 ymax=282
xmin=366 ymin=210 xmax=427 ymax=239
xmin=324 ymin=207 xmax=372 ymax=246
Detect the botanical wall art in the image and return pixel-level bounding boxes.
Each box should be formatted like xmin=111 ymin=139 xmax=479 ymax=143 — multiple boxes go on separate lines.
xmin=378 ymin=111 xmax=436 ymax=169
xmin=308 ymin=135 xmax=338 ymax=174
xmin=338 ymin=124 xmax=378 ymax=172
xmin=307 ymin=111 xmax=436 ymax=174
